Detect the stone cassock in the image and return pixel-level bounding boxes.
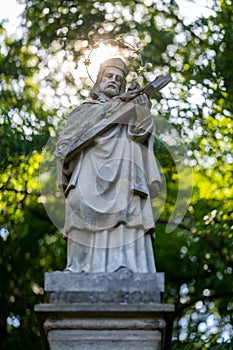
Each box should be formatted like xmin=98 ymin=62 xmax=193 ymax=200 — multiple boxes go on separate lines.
xmin=54 ymin=58 xmax=161 ymax=273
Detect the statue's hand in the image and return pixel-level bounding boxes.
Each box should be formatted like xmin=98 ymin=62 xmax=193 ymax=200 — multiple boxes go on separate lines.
xmin=118 ymin=91 xmax=141 ymax=102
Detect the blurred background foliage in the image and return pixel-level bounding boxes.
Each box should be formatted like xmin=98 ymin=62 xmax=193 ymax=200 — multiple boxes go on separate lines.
xmin=0 ymin=0 xmax=232 ymax=348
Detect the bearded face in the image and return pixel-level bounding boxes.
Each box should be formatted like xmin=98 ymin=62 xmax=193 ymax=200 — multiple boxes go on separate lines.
xmin=101 ymin=85 xmax=119 ymax=98
xmin=98 ymin=67 xmax=124 ymax=98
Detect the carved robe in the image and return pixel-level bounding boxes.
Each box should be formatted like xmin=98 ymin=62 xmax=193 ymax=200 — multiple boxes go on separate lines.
xmin=54 ymin=95 xmax=161 ymax=273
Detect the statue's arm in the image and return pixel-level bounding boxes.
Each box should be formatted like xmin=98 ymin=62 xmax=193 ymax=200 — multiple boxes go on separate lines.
xmin=119 ymin=73 xmax=172 ymax=102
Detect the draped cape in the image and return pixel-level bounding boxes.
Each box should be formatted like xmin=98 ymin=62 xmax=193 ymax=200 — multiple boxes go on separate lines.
xmin=54 ymin=96 xmax=161 ymax=272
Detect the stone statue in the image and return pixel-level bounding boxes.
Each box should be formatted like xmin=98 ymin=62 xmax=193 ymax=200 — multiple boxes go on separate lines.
xmin=54 ymin=58 xmax=170 ymax=273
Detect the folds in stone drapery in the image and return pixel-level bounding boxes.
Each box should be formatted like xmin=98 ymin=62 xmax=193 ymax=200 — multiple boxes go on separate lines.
xmin=54 ymin=96 xmax=161 ymax=273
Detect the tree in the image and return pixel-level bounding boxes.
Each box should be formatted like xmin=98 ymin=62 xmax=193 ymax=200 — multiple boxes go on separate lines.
xmin=0 ymin=0 xmax=232 ymax=348
xmin=0 ymin=20 xmax=66 ymax=348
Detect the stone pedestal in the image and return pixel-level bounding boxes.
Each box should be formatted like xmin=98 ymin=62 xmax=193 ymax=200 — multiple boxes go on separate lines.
xmin=35 ymin=270 xmax=175 ymax=350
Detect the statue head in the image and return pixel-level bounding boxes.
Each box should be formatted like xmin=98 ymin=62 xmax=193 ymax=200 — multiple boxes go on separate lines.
xmin=92 ymin=58 xmax=129 ymax=100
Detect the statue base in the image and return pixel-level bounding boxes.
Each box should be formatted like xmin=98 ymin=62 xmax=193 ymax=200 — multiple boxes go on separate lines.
xmin=35 ymin=271 xmax=175 ymax=350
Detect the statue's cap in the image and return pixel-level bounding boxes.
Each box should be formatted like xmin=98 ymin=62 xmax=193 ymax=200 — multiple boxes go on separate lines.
xmin=99 ymin=58 xmax=129 ymax=77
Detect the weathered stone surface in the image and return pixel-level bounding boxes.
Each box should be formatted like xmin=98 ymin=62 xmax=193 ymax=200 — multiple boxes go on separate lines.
xmin=45 ymin=270 xmax=164 ymax=304
xmin=35 ymin=59 xmax=175 ymax=349
xmin=45 ymin=270 xmax=164 ymax=292
xmin=54 ymin=58 xmax=164 ymax=274
xmin=35 ymin=302 xmax=175 ymax=350
xmin=47 ymin=329 xmax=162 ymax=350
xmin=49 ymin=290 xmax=160 ymax=304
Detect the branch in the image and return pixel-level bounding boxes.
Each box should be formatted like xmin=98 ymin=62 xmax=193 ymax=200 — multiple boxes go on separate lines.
xmin=158 ymin=218 xmax=233 ymax=267
xmin=159 ymin=9 xmax=207 ymax=42
xmin=201 ymin=235 xmax=233 ymax=269
xmin=0 ymin=187 xmax=40 ymax=196
xmin=176 ymin=291 xmax=233 ymax=317
xmin=157 ymin=218 xmax=191 ymax=231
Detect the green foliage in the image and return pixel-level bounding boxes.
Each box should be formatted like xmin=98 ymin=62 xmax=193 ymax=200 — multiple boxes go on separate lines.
xmin=0 ymin=0 xmax=232 ymax=348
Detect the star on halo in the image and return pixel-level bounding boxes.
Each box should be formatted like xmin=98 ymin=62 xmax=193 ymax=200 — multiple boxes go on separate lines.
xmin=137 ymin=66 xmax=146 ymax=75
xmin=84 ymin=58 xmax=91 ymax=66
xmin=133 ymin=46 xmax=141 ymax=55
xmin=114 ymin=35 xmax=123 ymax=43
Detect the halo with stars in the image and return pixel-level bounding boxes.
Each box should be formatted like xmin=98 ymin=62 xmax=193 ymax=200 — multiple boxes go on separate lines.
xmin=83 ymin=36 xmax=147 ymax=83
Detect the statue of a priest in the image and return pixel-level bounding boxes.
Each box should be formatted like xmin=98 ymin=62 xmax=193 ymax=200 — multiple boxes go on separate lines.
xmin=54 ymin=58 xmax=162 ymax=273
